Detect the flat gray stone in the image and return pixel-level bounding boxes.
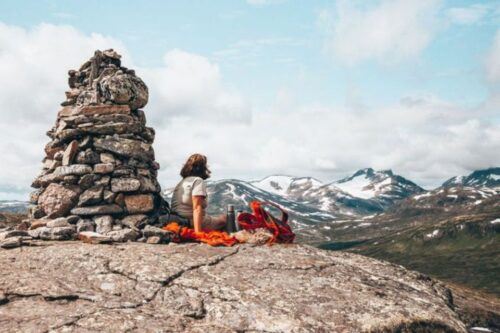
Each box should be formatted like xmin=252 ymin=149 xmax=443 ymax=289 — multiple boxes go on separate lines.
xmin=94 ymin=215 xmax=113 ymax=234
xmin=94 ymin=163 xmax=115 ymax=174
xmin=46 ymin=218 xmax=72 ymax=228
xmin=110 ymin=178 xmax=140 ymax=192
xmin=93 ymin=137 xmax=153 ymax=161
xmin=0 ymin=230 xmax=29 ymax=241
xmin=142 ymin=225 xmax=172 ymax=243
xmin=78 ymin=186 xmax=103 ymax=206
xmin=120 ymin=214 xmax=148 ymax=229
xmin=77 ymin=231 xmax=112 ymax=244
xmin=54 ymin=164 xmax=93 ymax=176
xmin=106 ymin=228 xmax=139 ymax=242
xmin=71 ymin=204 xmax=123 ymax=216
xmin=76 ymin=219 xmax=95 ymax=233
xmin=38 ymin=226 xmax=76 ymax=241
xmin=0 ymin=236 xmax=22 ymax=249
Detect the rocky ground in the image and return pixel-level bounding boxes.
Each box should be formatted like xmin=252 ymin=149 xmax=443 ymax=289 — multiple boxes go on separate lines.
xmin=0 ymin=242 xmax=470 ymax=332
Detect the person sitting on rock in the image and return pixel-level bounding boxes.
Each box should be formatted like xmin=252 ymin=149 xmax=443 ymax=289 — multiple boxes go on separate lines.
xmin=170 ymin=154 xmax=226 ymax=232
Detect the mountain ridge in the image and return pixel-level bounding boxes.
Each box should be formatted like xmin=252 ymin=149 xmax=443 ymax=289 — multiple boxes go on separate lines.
xmin=4 ymin=167 xmax=499 ymax=224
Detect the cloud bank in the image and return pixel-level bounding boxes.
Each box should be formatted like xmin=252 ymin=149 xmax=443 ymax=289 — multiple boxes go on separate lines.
xmin=0 ymin=21 xmax=499 ymax=200
xmin=319 ymin=0 xmax=441 ymax=65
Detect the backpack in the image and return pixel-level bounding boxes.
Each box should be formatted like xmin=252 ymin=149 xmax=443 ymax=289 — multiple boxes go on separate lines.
xmin=237 ymin=201 xmax=295 ymax=244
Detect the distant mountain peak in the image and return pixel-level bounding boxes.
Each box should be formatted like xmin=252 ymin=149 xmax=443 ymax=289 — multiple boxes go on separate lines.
xmin=339 ymin=168 xmax=395 ymax=184
xmin=380 ymin=169 xmax=394 ymax=176
xmin=251 ymin=175 xmax=323 ymax=197
xmin=442 ymin=167 xmax=500 ymax=188
xmin=350 ymin=168 xmax=375 ymax=178
xmin=333 ymin=168 xmax=422 ymax=202
xmin=255 ymin=174 xmax=295 ymax=182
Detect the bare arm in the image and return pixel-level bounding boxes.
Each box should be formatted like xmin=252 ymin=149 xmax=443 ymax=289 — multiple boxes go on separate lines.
xmin=192 ymin=195 xmax=206 ymax=233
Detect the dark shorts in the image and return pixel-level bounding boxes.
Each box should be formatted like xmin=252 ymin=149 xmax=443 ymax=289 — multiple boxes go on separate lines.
xmin=158 ymin=213 xmax=190 ymax=227
xmin=160 ymin=213 xmax=226 ymax=230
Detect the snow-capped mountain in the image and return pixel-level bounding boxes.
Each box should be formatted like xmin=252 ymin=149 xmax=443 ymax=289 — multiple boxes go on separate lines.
xmin=409 ymin=167 xmax=500 ymax=209
xmin=335 ymin=168 xmax=424 ymax=202
xmin=6 ymin=167 xmax=498 ymax=244
xmin=163 ymin=168 xmax=426 ymax=235
xmin=206 ymin=179 xmax=341 ymax=222
xmin=0 ymin=200 xmax=29 ymax=214
xmin=251 ymin=175 xmax=323 ymax=197
xmin=287 ymin=168 xmax=425 ymax=216
xmin=442 ymin=167 xmax=500 ymax=188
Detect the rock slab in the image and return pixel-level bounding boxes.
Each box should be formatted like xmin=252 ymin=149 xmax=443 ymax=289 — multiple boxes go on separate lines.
xmin=0 ymin=243 xmax=468 ymax=332
xmin=38 ymin=183 xmax=79 ymax=218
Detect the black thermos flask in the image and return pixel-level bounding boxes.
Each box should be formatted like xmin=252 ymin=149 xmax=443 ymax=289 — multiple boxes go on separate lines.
xmin=235 ymin=210 xmax=242 ymax=232
xmin=226 ymin=204 xmax=236 ymax=233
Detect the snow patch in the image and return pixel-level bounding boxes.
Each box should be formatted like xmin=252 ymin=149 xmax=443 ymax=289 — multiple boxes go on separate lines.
xmin=490 ymin=218 xmax=500 ymax=224
xmin=251 ymin=175 xmax=294 ymax=196
xmin=413 ymin=192 xmax=432 ymax=200
xmin=335 ymin=174 xmax=377 ymax=199
xmin=489 ymin=174 xmax=500 ymax=181
xmin=425 ymin=229 xmax=440 ymax=238
xmin=470 ymin=328 xmax=492 ymax=333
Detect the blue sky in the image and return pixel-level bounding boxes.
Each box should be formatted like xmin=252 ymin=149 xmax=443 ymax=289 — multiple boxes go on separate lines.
xmin=0 ymin=0 xmax=499 ymax=199
xmin=1 ymin=0 xmax=496 ymax=107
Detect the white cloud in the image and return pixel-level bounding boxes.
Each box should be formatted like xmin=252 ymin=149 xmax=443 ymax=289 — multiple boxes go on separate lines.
xmin=155 ymin=91 xmax=500 ymax=190
xmin=140 ymin=49 xmax=250 ymax=125
xmin=486 ymin=29 xmax=500 ymax=83
xmin=319 ymin=0 xmax=441 ymax=65
xmin=446 ymin=3 xmax=500 ymax=25
xmin=446 ymin=4 xmax=489 ymax=25
xmin=0 ymin=22 xmax=127 ymax=199
xmin=0 ymin=21 xmax=499 ymax=200
xmin=0 ymin=22 xmax=250 ymax=199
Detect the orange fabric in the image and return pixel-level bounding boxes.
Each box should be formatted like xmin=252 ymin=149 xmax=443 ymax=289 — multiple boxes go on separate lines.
xmin=162 ymin=200 xmax=295 ymax=247
xmin=163 ymin=222 xmax=238 ymax=247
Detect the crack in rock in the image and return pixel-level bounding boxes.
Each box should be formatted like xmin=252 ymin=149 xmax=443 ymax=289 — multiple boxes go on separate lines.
xmin=1 ymin=292 xmax=95 ymax=305
xmin=42 ymin=312 xmax=94 ymax=333
xmin=163 ymin=246 xmax=241 ymax=287
xmin=98 ymin=246 xmax=241 ymax=312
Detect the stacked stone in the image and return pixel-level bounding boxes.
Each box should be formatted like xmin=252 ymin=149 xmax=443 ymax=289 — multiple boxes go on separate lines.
xmin=26 ymin=49 xmax=171 ymax=244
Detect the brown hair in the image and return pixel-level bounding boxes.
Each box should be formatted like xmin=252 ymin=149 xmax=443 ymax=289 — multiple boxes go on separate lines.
xmin=180 ymin=154 xmax=211 ymax=180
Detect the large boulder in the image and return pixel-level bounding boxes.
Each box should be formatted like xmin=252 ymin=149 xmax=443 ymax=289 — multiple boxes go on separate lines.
xmin=38 ymin=183 xmax=79 ymax=218
xmin=99 ymin=72 xmax=149 ymax=110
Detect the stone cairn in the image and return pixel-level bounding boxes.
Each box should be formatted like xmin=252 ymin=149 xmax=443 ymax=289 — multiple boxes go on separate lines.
xmin=22 ymin=49 xmax=171 ymax=245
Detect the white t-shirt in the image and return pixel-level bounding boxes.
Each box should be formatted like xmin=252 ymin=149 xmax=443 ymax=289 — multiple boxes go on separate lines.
xmin=171 ymin=176 xmax=208 ymax=219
